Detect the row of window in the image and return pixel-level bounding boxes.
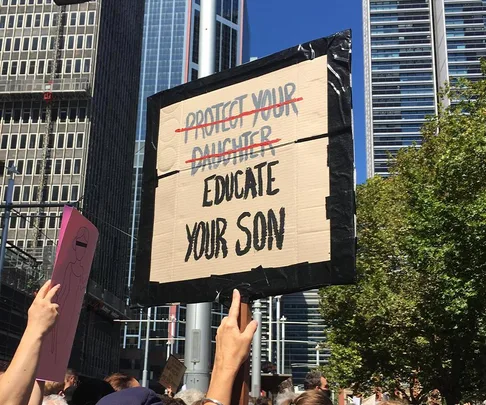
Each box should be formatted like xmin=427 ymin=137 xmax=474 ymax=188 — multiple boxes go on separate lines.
xmin=5 ymin=183 xmax=79 ymax=205
xmin=1 ymin=132 xmax=84 ymax=149
xmin=0 ymin=102 xmax=88 ymax=123
xmin=1 ymin=58 xmax=91 ymax=76
xmin=0 ymin=11 xmax=95 ymax=29
xmin=4 ymin=158 xmax=83 ymax=176
xmin=2 ymin=0 xmax=52 ymax=5
xmin=0 ymin=34 xmax=93 ymax=52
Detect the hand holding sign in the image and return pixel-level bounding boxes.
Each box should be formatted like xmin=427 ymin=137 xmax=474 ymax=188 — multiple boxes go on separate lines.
xmin=27 ymin=280 xmax=61 ymax=338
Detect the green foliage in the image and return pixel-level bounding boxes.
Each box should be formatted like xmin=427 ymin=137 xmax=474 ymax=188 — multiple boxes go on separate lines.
xmin=320 ymin=63 xmax=486 ymax=404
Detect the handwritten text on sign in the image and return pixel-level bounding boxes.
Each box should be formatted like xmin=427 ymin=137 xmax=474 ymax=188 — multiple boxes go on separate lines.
xmin=151 ymin=56 xmax=330 ymax=283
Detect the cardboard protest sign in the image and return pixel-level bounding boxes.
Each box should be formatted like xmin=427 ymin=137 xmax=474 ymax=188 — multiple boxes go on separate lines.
xmin=159 ymin=355 xmax=187 ymax=391
xmin=37 ymin=206 xmax=99 ymax=382
xmin=133 ymin=30 xmax=355 ymax=306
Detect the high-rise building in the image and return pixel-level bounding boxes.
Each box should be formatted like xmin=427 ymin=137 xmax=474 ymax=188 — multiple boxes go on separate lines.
xmin=0 ymin=0 xmax=144 ymax=377
xmin=364 ymin=0 xmax=486 ymax=177
xmin=121 ymin=0 xmax=250 ymax=380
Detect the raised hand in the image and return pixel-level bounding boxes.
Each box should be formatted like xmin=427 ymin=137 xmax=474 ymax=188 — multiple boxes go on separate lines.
xmin=27 ymin=280 xmax=61 ymax=337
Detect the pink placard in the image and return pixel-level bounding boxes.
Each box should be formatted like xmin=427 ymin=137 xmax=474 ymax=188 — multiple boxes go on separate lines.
xmin=37 ymin=206 xmax=99 ymax=382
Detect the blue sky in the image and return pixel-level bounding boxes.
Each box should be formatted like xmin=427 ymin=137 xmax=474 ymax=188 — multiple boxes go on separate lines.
xmin=247 ymin=0 xmax=367 ymax=184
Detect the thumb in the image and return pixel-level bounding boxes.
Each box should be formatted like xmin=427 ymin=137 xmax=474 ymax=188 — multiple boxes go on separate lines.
xmin=243 ymin=319 xmax=258 ymax=341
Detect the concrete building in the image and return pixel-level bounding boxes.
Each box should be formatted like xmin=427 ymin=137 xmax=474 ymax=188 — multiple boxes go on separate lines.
xmin=0 ymin=0 xmax=144 ymax=377
xmin=364 ymin=0 xmax=486 ymax=177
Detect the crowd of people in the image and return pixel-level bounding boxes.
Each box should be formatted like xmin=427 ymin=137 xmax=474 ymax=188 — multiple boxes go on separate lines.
xmin=0 ymin=280 xmax=333 ymax=405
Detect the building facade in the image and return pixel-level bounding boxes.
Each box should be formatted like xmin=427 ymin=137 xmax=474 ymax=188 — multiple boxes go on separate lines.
xmin=121 ymin=0 xmax=250 ymax=381
xmin=0 ymin=0 xmax=144 ymax=377
xmin=364 ymin=0 xmax=486 ymax=177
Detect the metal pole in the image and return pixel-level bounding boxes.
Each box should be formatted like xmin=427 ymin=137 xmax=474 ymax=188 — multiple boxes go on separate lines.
xmin=276 ymin=296 xmax=281 ymax=374
xmin=251 ymin=300 xmax=262 ymax=397
xmin=183 ymin=0 xmax=216 ymax=392
xmin=316 ymin=345 xmax=320 ymax=366
xmin=142 ymin=307 xmax=151 ymax=387
xmin=268 ymin=297 xmax=273 ymax=363
xmin=0 ymin=167 xmax=17 ymax=292
xmin=281 ymin=317 xmax=286 ymax=374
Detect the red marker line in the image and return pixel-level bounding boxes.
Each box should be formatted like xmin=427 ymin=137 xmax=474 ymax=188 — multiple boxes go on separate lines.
xmin=185 ymin=138 xmax=281 ymax=164
xmin=175 ymin=97 xmax=304 ymax=133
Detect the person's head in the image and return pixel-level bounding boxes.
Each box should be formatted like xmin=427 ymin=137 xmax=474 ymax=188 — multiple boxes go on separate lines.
xmin=174 ymin=388 xmax=204 ymax=405
xmin=42 ymin=395 xmax=68 ymax=405
xmin=293 ymin=390 xmax=333 ymax=405
xmin=96 ymin=387 xmax=162 ymax=405
xmin=65 ymin=368 xmax=79 ymax=389
xmin=303 ymin=371 xmax=328 ymax=392
xmin=255 ymin=397 xmax=271 ymax=405
xmin=276 ymin=391 xmax=298 ymax=405
xmin=44 ymin=381 xmax=65 ymax=396
xmin=104 ymin=373 xmax=141 ymax=391
xmin=71 ymin=378 xmax=115 ymax=405
xmin=161 ymin=398 xmax=186 ymax=405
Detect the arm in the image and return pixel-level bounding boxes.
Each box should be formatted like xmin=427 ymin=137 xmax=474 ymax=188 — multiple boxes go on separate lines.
xmin=205 ymin=289 xmax=257 ymax=405
xmin=27 ymin=381 xmax=45 ymax=405
xmin=0 ymin=280 xmax=60 ymax=405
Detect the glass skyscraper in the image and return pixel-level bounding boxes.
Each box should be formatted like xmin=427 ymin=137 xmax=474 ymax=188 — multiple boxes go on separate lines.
xmin=121 ymin=0 xmax=250 ymax=379
xmin=364 ymin=0 xmax=486 ymax=177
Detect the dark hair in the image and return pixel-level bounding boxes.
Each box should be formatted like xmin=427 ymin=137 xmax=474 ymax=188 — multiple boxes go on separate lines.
xmin=104 ymin=373 xmax=139 ymax=391
xmin=255 ymin=397 xmax=271 ymax=405
xmin=71 ymin=379 xmax=115 ymax=405
xmin=162 ymin=398 xmax=186 ymax=405
xmin=303 ymin=371 xmax=323 ymax=391
xmin=294 ymin=391 xmax=333 ymax=405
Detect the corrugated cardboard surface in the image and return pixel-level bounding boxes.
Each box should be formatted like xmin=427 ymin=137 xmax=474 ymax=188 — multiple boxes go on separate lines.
xmin=150 ymin=56 xmax=330 ymax=284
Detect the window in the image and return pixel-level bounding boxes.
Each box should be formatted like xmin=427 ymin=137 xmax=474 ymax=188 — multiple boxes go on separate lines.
xmin=19 ymin=216 xmax=26 ymax=229
xmin=61 ymin=186 xmax=69 ymax=201
xmin=8 ymin=15 xmax=14 ymax=29
xmin=37 ymin=60 xmax=45 ymax=74
xmin=29 ymin=134 xmax=36 ymax=148
xmin=64 ymin=160 xmax=71 ymax=174
xmin=48 ymin=133 xmax=55 ymax=148
xmin=17 ymin=160 xmax=24 ymax=174
xmin=70 ymin=12 xmax=76 ymax=26
xmin=67 ymin=133 xmax=74 ymax=148
xmin=79 ymin=12 xmax=86 ymax=25
xmin=1 ymin=135 xmax=8 ymax=149
xmin=20 ymin=134 xmax=27 ymax=149
xmin=73 ymin=159 xmax=81 ymax=174
xmin=20 ymin=61 xmax=26 ymax=75
xmin=26 ymin=160 xmax=33 ymax=175
xmin=88 ymin=11 xmax=95 ymax=25
xmin=10 ymin=134 xmax=17 ymax=149
xmin=39 ymin=214 xmax=46 ymax=229
xmin=9 ymin=215 xmax=17 ymax=229
xmin=40 ymin=37 xmax=47 ymax=50
xmin=14 ymin=38 xmax=20 ymax=51
xmin=48 ymin=214 xmax=56 ymax=229
xmin=11 ymin=61 xmax=18 ymax=75
xmin=0 ymin=16 xmax=5 ymax=29
xmin=74 ymin=59 xmax=81 ymax=73
xmin=23 ymin=38 xmax=29 ymax=51
xmin=22 ymin=186 xmax=30 ymax=202
xmin=86 ymin=35 xmax=93 ymax=49
xmin=45 ymin=159 xmax=52 ymax=175
xmin=54 ymin=159 xmax=62 ymax=174
xmin=50 ymin=37 xmax=55 ymax=51
xmin=71 ymin=185 xmax=79 ymax=201
xmin=51 ymin=186 xmax=59 ymax=201
xmin=5 ymin=38 xmax=11 ymax=52
xmin=17 ymin=15 xmax=23 ymax=28
xmin=83 ymin=59 xmax=91 ymax=73
xmin=59 ymin=107 xmax=67 ymax=122
xmin=57 ymin=133 xmax=64 ymax=148
xmin=28 ymin=61 xmax=35 ymax=75
xmin=79 ymin=107 xmax=86 ymax=121
xmin=25 ymin=14 xmax=32 ymax=28
xmin=76 ymin=35 xmax=83 ymax=49
xmin=67 ymin=35 xmax=74 ymax=49
xmin=43 ymin=14 xmax=50 ymax=27
xmin=35 ymin=160 xmax=42 ymax=175
xmin=76 ymin=133 xmax=83 ymax=148
xmin=68 ymin=107 xmax=76 ymax=121
xmin=1 ymin=62 xmax=8 ymax=76
xmin=65 ymin=59 xmax=72 ymax=73
xmin=38 ymin=135 xmax=43 ymax=148
xmin=13 ymin=186 xmax=21 ymax=202
xmin=32 ymin=187 xmax=38 ymax=202
xmin=34 ymin=14 xmax=41 ymax=27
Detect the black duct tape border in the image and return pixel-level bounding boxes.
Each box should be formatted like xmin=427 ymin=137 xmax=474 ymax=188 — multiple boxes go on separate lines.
xmin=132 ymin=30 xmax=356 ymax=307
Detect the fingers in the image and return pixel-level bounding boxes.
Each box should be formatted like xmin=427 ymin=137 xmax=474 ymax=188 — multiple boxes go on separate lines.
xmin=243 ymin=319 xmax=258 ymax=341
xmin=45 ymin=284 xmax=61 ymax=302
xmin=37 ymin=279 xmax=52 ymax=299
xmin=228 ymin=289 xmax=241 ymax=320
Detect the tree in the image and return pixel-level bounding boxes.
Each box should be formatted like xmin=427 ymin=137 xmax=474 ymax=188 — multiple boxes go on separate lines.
xmin=320 ymin=65 xmax=486 ymax=405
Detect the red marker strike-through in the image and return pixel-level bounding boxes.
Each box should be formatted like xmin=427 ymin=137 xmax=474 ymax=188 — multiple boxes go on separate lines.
xmin=176 ymin=97 xmax=303 ymax=133
xmin=185 ymin=138 xmax=281 ymax=164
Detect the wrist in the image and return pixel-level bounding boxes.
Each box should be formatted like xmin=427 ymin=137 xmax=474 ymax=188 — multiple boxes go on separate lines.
xmin=25 ymin=324 xmax=47 ymax=340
